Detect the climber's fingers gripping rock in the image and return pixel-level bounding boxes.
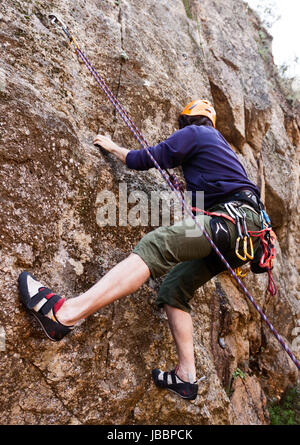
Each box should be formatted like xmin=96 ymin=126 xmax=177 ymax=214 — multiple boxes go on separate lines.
xmin=93 ymin=134 xmax=118 ymax=153
xmin=93 ymin=134 xmax=129 ymax=163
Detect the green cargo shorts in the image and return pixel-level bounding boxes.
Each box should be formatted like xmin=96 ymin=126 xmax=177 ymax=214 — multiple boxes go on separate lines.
xmin=133 ymin=203 xmax=262 ymax=312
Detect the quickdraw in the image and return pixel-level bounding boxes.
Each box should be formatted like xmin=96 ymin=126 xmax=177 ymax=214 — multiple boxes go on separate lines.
xmin=224 ymin=202 xmax=255 ymax=262
xmin=248 ymin=227 xmax=277 ymax=296
xmin=48 ymin=15 xmax=299 ymax=370
xmin=49 ymin=14 xmax=80 ymax=49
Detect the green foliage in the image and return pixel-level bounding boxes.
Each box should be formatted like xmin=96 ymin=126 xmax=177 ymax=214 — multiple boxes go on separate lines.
xmin=256 ymin=28 xmax=270 ymax=61
xmin=275 ymin=53 xmax=300 ymax=106
xmin=120 ymin=50 xmax=129 ymax=61
xmin=182 ymin=0 xmax=193 ymax=20
xmin=277 ymin=71 xmax=300 ymax=107
xmin=232 ymin=368 xmax=246 ymax=380
xmin=268 ymin=387 xmax=300 ymax=425
xmin=258 ymin=47 xmax=268 ymax=60
xmin=226 ymin=368 xmax=246 ymax=398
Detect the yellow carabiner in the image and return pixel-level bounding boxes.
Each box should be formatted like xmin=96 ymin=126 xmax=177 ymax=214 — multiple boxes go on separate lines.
xmin=69 ymin=35 xmax=80 ymax=50
xmin=244 ymin=236 xmax=254 ymax=260
xmin=235 ymin=237 xmax=247 ymax=261
xmin=234 ymin=267 xmax=249 ymax=278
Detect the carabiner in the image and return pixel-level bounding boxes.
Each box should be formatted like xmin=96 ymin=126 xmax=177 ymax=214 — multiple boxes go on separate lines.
xmin=235 ymin=237 xmax=247 ymax=261
xmin=49 ymin=14 xmax=67 ymax=30
xmin=244 ymin=236 xmax=254 ymax=260
xmin=239 ymin=209 xmax=249 ymax=237
xmin=234 ymin=267 xmax=249 ymax=278
xmin=49 ymin=14 xmax=79 ymax=49
xmin=224 ymin=202 xmax=243 ymax=220
xmin=262 ymin=209 xmax=271 ymax=227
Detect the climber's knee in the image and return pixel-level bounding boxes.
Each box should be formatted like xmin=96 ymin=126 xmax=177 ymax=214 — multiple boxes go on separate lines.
xmin=154 ymin=259 xmax=213 ymax=313
xmin=155 ymin=290 xmax=192 ymax=313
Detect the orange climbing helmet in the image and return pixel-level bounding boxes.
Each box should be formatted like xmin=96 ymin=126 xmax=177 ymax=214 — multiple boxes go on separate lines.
xmin=180 ymin=99 xmax=216 ymax=127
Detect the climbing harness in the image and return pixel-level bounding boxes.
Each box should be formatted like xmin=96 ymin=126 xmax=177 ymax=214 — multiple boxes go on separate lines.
xmin=209 ymin=217 xmax=231 ymax=254
xmin=190 ymin=207 xmax=235 ymax=224
xmin=219 ymin=189 xmax=277 ymax=294
xmin=48 ymin=15 xmax=299 ymax=371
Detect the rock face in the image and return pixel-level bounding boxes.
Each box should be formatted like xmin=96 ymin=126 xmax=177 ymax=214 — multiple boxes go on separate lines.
xmin=0 ymin=0 xmax=299 ymax=425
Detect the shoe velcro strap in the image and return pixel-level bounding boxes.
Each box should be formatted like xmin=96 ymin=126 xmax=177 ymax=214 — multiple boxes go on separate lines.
xmin=27 ymin=287 xmax=53 ymax=309
xmin=163 ymin=372 xmax=168 ymax=385
xmin=38 ymin=294 xmax=62 ymax=316
xmin=170 ymin=369 xmax=177 ymax=385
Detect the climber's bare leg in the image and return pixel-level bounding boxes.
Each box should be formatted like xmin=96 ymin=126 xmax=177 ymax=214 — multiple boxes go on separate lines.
xmin=164 ymin=304 xmax=196 ymax=382
xmin=56 ymin=253 xmax=150 ymax=326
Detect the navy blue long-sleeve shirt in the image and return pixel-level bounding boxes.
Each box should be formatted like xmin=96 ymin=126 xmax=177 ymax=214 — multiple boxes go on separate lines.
xmin=125 ymin=125 xmax=260 ymax=210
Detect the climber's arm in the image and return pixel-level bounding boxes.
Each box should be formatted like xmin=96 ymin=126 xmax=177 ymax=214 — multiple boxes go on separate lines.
xmin=125 ymin=126 xmax=198 ymax=171
xmin=93 ymin=134 xmax=129 ymax=163
xmin=93 ymin=126 xmax=197 ymax=169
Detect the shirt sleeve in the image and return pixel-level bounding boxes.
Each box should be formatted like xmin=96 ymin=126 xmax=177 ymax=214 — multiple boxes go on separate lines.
xmin=125 ymin=126 xmax=198 ymax=171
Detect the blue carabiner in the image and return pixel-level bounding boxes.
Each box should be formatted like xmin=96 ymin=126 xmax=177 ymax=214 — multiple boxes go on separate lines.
xmin=262 ymin=209 xmax=271 ymax=227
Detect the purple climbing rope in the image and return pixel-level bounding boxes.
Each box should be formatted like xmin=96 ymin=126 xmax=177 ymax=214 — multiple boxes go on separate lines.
xmin=75 ymin=46 xmax=185 ymax=197
xmin=50 ymin=17 xmax=300 ymax=371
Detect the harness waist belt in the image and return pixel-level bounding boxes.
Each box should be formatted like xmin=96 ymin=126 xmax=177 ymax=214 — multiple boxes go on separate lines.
xmin=222 ymin=189 xmax=263 ymax=213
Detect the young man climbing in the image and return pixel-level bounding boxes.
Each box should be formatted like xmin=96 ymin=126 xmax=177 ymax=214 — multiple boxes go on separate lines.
xmin=18 ymin=99 xmax=264 ymax=400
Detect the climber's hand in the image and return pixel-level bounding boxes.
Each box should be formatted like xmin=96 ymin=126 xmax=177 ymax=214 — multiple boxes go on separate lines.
xmin=93 ymin=134 xmax=129 ymax=163
xmin=93 ymin=134 xmax=119 ymax=153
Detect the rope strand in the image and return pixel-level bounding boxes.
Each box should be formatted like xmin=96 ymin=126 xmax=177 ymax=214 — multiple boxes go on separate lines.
xmin=75 ymin=47 xmax=183 ymax=195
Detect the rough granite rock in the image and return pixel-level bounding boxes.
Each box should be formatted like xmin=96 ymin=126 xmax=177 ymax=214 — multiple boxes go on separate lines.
xmin=0 ymin=0 xmax=299 ymax=425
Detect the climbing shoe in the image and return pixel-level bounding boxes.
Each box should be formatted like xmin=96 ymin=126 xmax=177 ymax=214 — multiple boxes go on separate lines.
xmin=152 ymin=368 xmax=198 ymax=400
xmin=18 ymin=271 xmax=74 ymax=342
